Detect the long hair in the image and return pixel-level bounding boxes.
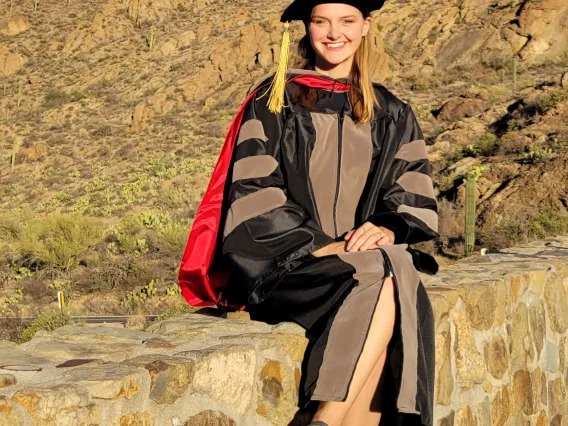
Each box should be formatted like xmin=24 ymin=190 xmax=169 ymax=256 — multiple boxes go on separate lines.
xmin=293 ymin=22 xmax=380 ymax=125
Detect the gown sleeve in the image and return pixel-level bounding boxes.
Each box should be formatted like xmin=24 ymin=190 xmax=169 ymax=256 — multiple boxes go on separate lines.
xmin=221 ymin=87 xmax=335 ymax=294
xmin=367 ymin=103 xmax=439 ymax=245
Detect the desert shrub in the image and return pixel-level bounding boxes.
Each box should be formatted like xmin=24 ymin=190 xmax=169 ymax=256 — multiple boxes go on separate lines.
xmin=82 ymin=296 xmax=124 ymax=316
xmin=20 ymin=277 xmax=51 ymax=305
xmin=463 ymin=133 xmax=500 ymax=157
xmin=1 ymin=288 xmax=23 ymax=314
xmin=19 ymin=310 xmax=70 ymax=343
xmin=483 ymin=55 xmax=511 ymax=71
xmin=0 ymin=264 xmax=9 ymax=289
xmin=125 ymin=314 xmax=148 ymax=330
xmin=0 ymin=209 xmax=35 ymax=252
xmin=481 ymin=207 xmax=568 ymax=250
xmin=105 ymin=214 xmax=149 ymax=256
xmin=149 ymin=221 xmax=190 ymax=257
xmin=521 ymin=147 xmax=556 ymax=164
xmin=408 ymin=75 xmax=436 ymax=91
xmin=43 ymin=90 xmax=87 ymax=109
xmin=90 ymin=124 xmax=113 ymax=138
xmin=107 ymin=212 xmax=189 ymax=258
xmin=84 ymin=254 xmax=147 ymax=293
xmin=0 ymin=317 xmax=26 ymax=342
xmin=153 ymin=304 xmax=196 ymax=323
xmin=546 ymin=130 xmax=568 ymax=153
xmin=437 ymin=199 xmax=463 ymax=241
xmin=122 ymin=278 xmax=182 ymax=306
xmin=139 ymin=211 xmax=171 ymax=229
xmin=498 ymin=132 xmax=531 ymax=155
xmin=122 ymin=280 xmax=158 ymax=307
xmin=528 ymin=91 xmax=568 ymax=115
xmin=158 ymin=184 xmax=194 ymax=210
xmin=14 ymin=214 xmax=105 ymax=271
xmin=487 ymin=84 xmax=513 ymax=103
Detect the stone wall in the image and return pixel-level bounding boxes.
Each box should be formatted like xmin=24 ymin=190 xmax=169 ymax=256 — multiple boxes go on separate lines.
xmin=1 ymin=237 xmax=567 ymax=426
xmin=425 ymin=238 xmax=568 ymax=426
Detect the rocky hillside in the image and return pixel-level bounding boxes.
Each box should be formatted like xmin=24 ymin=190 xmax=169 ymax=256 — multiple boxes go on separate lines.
xmin=0 ymin=0 xmax=567 ymax=322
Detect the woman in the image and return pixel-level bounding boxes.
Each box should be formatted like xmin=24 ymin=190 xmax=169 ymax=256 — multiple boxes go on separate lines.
xmin=178 ymin=1 xmax=438 ymax=425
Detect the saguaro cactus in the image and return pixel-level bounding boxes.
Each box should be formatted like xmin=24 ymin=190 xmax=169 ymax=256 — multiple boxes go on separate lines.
xmin=147 ymin=24 xmax=157 ymax=50
xmin=11 ymin=136 xmax=22 ymax=173
xmin=17 ymin=80 xmax=23 ymax=108
xmin=464 ymin=170 xmax=478 ymax=257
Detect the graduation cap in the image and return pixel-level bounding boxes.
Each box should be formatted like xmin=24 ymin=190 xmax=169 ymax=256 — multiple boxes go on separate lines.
xmin=281 ymin=0 xmax=385 ymax=22
xmin=265 ymin=1 xmax=387 ymax=113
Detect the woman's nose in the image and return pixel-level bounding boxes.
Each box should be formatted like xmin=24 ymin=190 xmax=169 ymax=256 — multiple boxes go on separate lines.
xmin=328 ymin=23 xmax=342 ymax=40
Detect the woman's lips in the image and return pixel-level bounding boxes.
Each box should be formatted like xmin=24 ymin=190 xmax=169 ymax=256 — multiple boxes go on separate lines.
xmin=324 ymin=42 xmax=346 ymax=51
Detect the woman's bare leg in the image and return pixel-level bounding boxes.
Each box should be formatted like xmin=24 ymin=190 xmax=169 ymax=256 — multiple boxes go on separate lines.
xmin=310 ymin=277 xmax=397 ymax=426
xmin=340 ymin=349 xmax=388 ymax=425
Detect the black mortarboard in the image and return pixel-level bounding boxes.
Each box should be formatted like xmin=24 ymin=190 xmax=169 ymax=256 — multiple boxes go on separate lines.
xmin=264 ymin=1 xmax=386 ymax=114
xmin=281 ymin=1 xmax=386 ymax=23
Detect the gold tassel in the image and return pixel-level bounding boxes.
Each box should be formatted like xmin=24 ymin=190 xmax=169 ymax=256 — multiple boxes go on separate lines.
xmin=261 ymin=22 xmax=291 ymax=114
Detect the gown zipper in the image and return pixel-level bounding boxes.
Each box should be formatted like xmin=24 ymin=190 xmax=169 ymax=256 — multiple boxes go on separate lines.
xmin=332 ymin=106 xmax=344 ymax=238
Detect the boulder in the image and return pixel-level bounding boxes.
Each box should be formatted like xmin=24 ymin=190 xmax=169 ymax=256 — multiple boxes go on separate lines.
xmin=437 ymin=97 xmax=488 ymax=121
xmin=0 ymin=15 xmax=30 ymax=36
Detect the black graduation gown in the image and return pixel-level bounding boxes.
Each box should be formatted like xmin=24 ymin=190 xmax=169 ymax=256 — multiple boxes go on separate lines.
xmin=221 ymin=68 xmax=438 ymax=426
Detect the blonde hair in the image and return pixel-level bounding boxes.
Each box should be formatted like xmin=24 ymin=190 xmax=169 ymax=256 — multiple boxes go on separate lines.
xmin=296 ymin=27 xmax=380 ymax=124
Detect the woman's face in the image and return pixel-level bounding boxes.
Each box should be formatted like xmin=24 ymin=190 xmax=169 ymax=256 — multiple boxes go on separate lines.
xmin=308 ymin=3 xmax=371 ymax=68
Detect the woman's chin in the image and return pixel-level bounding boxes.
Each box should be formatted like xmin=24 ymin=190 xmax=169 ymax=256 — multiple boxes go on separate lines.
xmin=315 ymin=52 xmax=354 ymax=67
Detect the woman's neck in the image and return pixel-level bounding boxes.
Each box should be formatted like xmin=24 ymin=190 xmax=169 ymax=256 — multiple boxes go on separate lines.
xmin=313 ymin=58 xmax=352 ymax=80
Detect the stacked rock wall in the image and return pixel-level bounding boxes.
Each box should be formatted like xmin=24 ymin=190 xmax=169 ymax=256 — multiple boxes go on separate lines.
xmin=425 ymin=238 xmax=568 ymax=425
xmin=1 ymin=237 xmax=567 ymax=426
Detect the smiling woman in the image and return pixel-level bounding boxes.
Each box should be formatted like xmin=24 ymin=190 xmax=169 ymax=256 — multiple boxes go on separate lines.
xmin=307 ymin=4 xmax=371 ymax=78
xmin=178 ymin=2 xmax=438 ymax=426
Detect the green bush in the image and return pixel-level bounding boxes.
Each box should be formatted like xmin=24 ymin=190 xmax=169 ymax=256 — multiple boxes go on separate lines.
xmin=481 ymin=207 xmax=568 ymax=250
xmin=463 ymin=133 xmax=499 ymax=157
xmin=530 ymin=91 xmax=568 ymax=115
xmin=152 ymin=221 xmax=189 ymax=257
xmin=121 ymin=279 xmax=159 ymax=307
xmin=12 ymin=214 xmax=104 ymax=271
xmin=19 ymin=310 xmax=70 ymax=343
xmin=521 ymin=147 xmax=556 ymax=164
xmin=43 ymin=90 xmax=87 ymax=109
xmin=153 ymin=304 xmax=196 ymax=323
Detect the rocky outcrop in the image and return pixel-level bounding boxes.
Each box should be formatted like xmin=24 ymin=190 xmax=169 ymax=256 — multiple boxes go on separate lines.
xmin=378 ymin=0 xmax=568 ymax=74
xmin=0 ymin=46 xmax=26 ymax=77
xmin=477 ymin=154 xmax=568 ymax=229
xmin=0 ymin=15 xmax=30 ymax=37
xmin=1 ymin=238 xmax=568 ymax=425
xmin=63 ymin=0 xmax=133 ymax=55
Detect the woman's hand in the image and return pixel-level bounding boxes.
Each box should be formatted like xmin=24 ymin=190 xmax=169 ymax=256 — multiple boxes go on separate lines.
xmin=311 ymin=241 xmax=347 ymax=257
xmin=344 ymin=223 xmax=395 ymax=252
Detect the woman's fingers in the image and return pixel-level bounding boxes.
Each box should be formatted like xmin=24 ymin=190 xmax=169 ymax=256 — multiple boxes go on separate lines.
xmin=376 ymin=235 xmax=393 ymax=246
xmin=358 ymin=232 xmax=384 ymax=251
xmin=346 ymin=222 xmax=376 ymax=250
xmin=348 ymin=230 xmax=383 ymax=252
xmin=345 ymin=223 xmax=396 ymax=251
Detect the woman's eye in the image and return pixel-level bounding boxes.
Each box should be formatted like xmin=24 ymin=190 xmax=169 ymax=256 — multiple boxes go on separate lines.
xmin=344 ymin=20 xmax=355 ymax=24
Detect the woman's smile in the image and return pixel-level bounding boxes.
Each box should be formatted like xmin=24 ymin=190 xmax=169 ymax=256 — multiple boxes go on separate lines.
xmin=324 ymin=41 xmax=347 ymax=51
